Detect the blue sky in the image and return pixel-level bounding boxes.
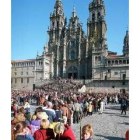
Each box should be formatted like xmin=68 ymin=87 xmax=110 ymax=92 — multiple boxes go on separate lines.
xmin=11 ymin=0 xmax=129 ymax=60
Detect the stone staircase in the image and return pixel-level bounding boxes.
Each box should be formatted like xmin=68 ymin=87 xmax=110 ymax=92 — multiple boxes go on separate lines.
xmin=35 ymin=79 xmax=83 ymax=92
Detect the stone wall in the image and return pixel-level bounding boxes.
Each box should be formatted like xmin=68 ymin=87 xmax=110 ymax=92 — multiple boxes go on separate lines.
xmin=85 ymin=80 xmax=129 ymax=94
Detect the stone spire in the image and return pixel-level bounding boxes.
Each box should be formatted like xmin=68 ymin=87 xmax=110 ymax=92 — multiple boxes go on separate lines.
xmin=72 ymin=5 xmax=76 ymax=18
xmin=69 ymin=5 xmax=81 ymax=28
xmin=48 ymin=0 xmax=65 ymax=44
xmin=53 ymin=0 xmax=64 ymax=16
xmin=123 ymin=30 xmax=129 ymax=56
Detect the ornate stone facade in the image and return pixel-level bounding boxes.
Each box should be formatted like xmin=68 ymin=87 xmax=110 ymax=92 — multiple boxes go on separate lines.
xmin=11 ymin=0 xmax=129 ymax=92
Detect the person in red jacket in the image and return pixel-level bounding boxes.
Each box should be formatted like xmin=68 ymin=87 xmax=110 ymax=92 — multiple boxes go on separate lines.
xmin=34 ymin=119 xmax=55 ymax=140
xmin=54 ymin=123 xmax=76 ymax=140
xmin=125 ymin=130 xmax=129 ymax=140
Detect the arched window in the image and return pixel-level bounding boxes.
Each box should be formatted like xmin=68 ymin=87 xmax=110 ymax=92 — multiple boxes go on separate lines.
xmin=123 ymin=60 xmax=126 ymax=64
xmin=98 ymin=12 xmax=100 ymax=19
xmin=70 ymin=50 xmax=75 ymax=60
xmin=115 ymin=60 xmax=118 ymax=65
xmin=52 ymin=22 xmax=54 ymax=28
xmin=57 ymin=21 xmax=59 ymax=28
xmin=70 ymin=41 xmax=75 ymax=47
xmin=21 ymin=78 xmax=23 ymax=83
xmin=112 ymin=60 xmax=114 ymax=64
xmin=98 ymin=56 xmax=101 ymax=61
xmin=92 ymin=13 xmax=95 ymax=20
xmin=95 ymin=56 xmax=98 ymax=62
xmin=119 ymin=60 xmax=122 ymax=64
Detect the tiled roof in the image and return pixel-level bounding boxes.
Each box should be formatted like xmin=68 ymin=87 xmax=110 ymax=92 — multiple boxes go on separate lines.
xmin=107 ymin=55 xmax=125 ymax=59
xmin=11 ymin=59 xmax=36 ymax=63
xmin=107 ymin=55 xmax=119 ymax=58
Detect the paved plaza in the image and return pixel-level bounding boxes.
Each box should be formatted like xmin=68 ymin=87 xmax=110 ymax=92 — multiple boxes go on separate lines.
xmin=29 ymin=104 xmax=129 ymax=140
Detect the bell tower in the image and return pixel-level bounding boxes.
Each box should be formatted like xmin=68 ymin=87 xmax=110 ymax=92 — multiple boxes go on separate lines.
xmin=123 ymin=30 xmax=129 ymax=56
xmin=87 ymin=0 xmax=107 ymax=48
xmin=47 ymin=0 xmax=65 ymax=78
xmin=47 ymin=0 xmax=65 ymax=46
xmin=87 ymin=0 xmax=108 ymax=78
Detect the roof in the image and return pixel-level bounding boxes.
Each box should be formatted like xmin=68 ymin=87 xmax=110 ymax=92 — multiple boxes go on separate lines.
xmin=107 ymin=55 xmax=125 ymax=59
xmin=108 ymin=51 xmax=117 ymax=55
xmin=11 ymin=59 xmax=36 ymax=63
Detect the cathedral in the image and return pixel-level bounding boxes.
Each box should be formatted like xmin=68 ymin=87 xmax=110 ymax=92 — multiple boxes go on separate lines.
xmin=11 ymin=0 xmax=129 ymax=92
xmin=43 ymin=0 xmax=129 ymax=79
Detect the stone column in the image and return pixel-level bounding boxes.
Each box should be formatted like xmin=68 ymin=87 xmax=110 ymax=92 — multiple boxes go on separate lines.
xmin=56 ymin=61 xmax=59 ymax=77
xmin=42 ymin=56 xmax=45 ymax=80
xmin=50 ymin=53 xmax=54 ymax=79
xmin=53 ymin=29 xmax=55 ymax=41
xmin=63 ymin=39 xmax=67 ymax=78
xmin=78 ymin=29 xmax=81 ymax=79
xmin=63 ymin=60 xmax=66 ymax=78
xmin=85 ymin=58 xmax=87 ymax=79
xmin=78 ymin=59 xmax=81 ymax=79
xmin=34 ymin=60 xmax=37 ymax=82
xmin=78 ymin=29 xmax=81 ymax=59
xmin=85 ymin=39 xmax=88 ymax=79
xmin=56 ymin=45 xmax=59 ymax=77
xmin=87 ymin=22 xmax=89 ymax=37
xmin=92 ymin=54 xmax=95 ymax=79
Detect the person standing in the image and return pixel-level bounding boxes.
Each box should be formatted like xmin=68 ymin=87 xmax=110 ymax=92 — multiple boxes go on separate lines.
xmin=43 ymin=101 xmax=56 ymax=123
xmin=66 ymin=103 xmax=72 ymax=126
xmin=54 ymin=122 xmax=76 ymax=140
xmin=60 ymin=103 xmax=69 ymax=124
xmin=121 ymin=96 xmax=127 ymax=115
xmin=99 ymin=99 xmax=104 ymax=114
xmin=94 ymin=99 xmax=98 ymax=112
xmin=125 ymin=130 xmax=129 ymax=140
xmin=87 ymin=102 xmax=93 ymax=116
xmin=34 ymin=119 xmax=55 ymax=140
xmin=54 ymin=104 xmax=62 ymax=122
xmin=73 ymin=100 xmax=82 ymax=124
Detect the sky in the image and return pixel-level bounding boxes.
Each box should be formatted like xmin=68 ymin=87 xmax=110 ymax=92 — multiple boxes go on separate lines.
xmin=11 ymin=0 xmax=129 ymax=60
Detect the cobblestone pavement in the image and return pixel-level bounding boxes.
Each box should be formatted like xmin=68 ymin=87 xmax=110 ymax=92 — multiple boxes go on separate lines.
xmin=72 ymin=105 xmax=129 ymax=140
xmin=25 ymin=104 xmax=129 ymax=140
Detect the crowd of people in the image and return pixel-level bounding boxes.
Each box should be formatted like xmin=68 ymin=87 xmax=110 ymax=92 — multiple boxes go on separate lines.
xmin=38 ymin=78 xmax=83 ymax=93
xmin=11 ymin=79 xmax=129 ymax=140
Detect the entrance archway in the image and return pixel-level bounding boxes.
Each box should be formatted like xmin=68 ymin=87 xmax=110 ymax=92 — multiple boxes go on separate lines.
xmin=68 ymin=66 xmax=78 ymax=79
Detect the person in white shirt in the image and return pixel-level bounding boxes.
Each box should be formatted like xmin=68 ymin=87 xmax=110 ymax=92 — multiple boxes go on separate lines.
xmin=99 ymin=99 xmax=104 ymax=114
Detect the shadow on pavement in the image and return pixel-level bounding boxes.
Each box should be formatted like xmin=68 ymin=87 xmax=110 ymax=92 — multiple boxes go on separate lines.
xmin=105 ymin=105 xmax=121 ymax=110
xmin=119 ymin=115 xmax=129 ymax=118
xmin=109 ymin=114 xmax=129 ymax=118
xmin=103 ymin=112 xmax=121 ymax=117
xmin=119 ymin=122 xmax=129 ymax=125
xmin=103 ymin=112 xmax=120 ymax=115
xmin=95 ymin=134 xmax=125 ymax=140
